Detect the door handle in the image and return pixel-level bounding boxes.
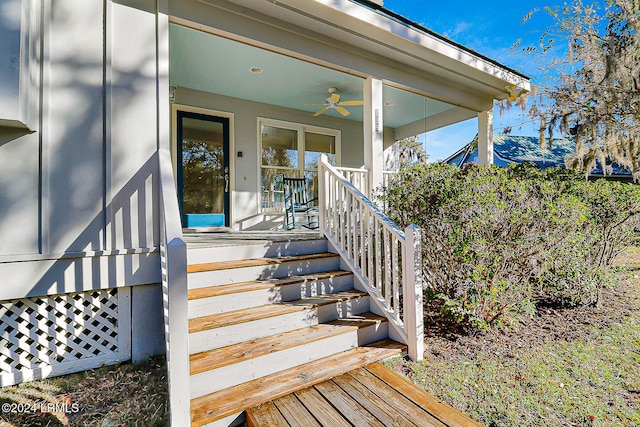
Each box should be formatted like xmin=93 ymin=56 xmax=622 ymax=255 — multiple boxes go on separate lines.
xmin=224 ymin=167 xmax=229 ymax=193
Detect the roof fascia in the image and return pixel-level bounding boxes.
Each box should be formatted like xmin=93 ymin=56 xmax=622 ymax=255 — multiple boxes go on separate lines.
xmin=307 ymin=0 xmax=530 ymax=92
xmin=350 ymin=0 xmax=528 ymax=79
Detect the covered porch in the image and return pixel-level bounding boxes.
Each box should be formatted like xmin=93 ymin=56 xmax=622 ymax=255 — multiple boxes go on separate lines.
xmin=166 ymin=0 xmax=528 ymax=232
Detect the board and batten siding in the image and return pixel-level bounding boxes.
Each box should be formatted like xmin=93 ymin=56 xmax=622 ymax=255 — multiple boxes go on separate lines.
xmin=0 ymin=0 xmax=167 ymax=383
xmin=0 ymin=0 xmax=164 ymax=301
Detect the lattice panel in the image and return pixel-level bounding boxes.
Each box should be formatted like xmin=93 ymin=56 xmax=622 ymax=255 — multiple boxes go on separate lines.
xmin=0 ymin=290 xmax=121 ymax=376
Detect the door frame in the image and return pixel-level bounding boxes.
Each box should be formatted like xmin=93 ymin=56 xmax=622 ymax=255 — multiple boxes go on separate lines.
xmin=171 ymin=104 xmax=235 ymax=227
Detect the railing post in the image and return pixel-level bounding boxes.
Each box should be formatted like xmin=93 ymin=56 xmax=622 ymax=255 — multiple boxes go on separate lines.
xmin=318 ymin=154 xmax=327 ymax=237
xmin=161 ymin=238 xmax=190 ymax=426
xmin=403 ymin=224 xmax=424 ymax=361
xmin=158 ymin=149 xmax=191 ymax=426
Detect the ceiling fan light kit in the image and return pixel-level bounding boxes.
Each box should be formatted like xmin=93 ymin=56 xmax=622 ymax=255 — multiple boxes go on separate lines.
xmin=305 ymin=87 xmax=364 ymax=117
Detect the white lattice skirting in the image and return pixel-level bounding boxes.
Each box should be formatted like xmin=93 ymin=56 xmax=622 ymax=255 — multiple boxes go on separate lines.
xmin=0 ymin=288 xmax=131 ymax=387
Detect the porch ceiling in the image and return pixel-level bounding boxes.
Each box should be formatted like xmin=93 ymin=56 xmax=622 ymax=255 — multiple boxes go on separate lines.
xmin=169 ymin=24 xmax=470 ymax=132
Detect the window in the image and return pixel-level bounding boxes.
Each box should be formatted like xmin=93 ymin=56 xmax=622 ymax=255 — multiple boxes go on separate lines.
xmin=0 ymin=0 xmax=38 ymax=130
xmin=260 ymin=119 xmax=340 ymax=210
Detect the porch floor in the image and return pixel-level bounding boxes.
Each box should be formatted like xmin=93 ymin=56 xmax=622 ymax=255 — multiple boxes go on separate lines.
xmin=246 ymin=362 xmax=483 ymax=427
xmin=183 ymin=229 xmax=322 ymax=248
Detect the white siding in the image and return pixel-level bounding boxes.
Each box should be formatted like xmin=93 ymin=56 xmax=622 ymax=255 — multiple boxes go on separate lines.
xmin=0 ymin=0 xmax=163 ymax=300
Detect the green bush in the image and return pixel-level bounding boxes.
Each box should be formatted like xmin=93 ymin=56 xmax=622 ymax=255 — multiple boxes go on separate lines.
xmin=378 ymin=163 xmax=640 ymax=330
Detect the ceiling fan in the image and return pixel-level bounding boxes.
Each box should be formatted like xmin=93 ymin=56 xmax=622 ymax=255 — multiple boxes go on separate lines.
xmin=305 ymin=87 xmax=364 ymax=117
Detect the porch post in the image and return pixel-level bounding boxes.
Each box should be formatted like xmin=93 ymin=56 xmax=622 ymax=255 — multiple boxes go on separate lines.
xmin=477 ymin=108 xmax=494 ymax=165
xmin=363 ymin=77 xmax=384 ymax=194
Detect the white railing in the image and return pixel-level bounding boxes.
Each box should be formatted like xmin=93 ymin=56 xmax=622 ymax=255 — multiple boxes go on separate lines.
xmin=382 ymin=170 xmax=396 ymax=189
xmin=318 ymin=155 xmax=424 ymax=361
xmin=158 ymin=149 xmax=191 ymax=426
xmin=335 ymin=166 xmax=369 ymax=196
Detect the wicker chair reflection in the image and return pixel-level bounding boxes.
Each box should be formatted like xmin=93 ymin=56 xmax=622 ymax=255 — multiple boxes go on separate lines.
xmin=283 ymin=176 xmax=319 ymax=230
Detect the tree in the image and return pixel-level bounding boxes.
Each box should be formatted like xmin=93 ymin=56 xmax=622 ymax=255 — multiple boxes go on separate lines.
xmin=385 ymin=136 xmax=428 ymax=170
xmin=521 ymin=0 xmax=640 ymax=180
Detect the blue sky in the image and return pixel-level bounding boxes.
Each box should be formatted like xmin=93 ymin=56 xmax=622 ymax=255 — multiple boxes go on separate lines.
xmin=382 ymin=0 xmax=556 ymax=161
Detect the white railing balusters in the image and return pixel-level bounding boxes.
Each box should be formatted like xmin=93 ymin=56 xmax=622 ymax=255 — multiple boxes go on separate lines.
xmin=335 ymin=166 xmax=369 ymax=195
xmin=384 ymin=229 xmax=391 ymax=309
xmin=392 ymin=239 xmax=400 ymax=322
xmin=318 ymin=155 xmax=424 ymax=361
xmin=367 ymin=211 xmax=374 ymax=287
xmin=375 ymin=219 xmax=382 ymax=295
xmin=360 ymin=207 xmax=366 ymax=274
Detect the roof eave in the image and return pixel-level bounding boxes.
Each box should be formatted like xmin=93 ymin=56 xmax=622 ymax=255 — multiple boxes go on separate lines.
xmin=324 ymin=0 xmax=531 ymax=93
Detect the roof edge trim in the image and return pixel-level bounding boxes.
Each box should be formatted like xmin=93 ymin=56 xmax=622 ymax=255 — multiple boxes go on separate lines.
xmin=350 ymin=0 xmax=530 ymax=80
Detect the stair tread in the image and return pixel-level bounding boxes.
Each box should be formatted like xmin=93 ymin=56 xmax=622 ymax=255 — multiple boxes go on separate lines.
xmin=188 ymin=289 xmax=368 ymax=333
xmin=190 ymin=313 xmax=387 ymax=375
xmin=327 ymin=312 xmax=387 ymax=328
xmin=188 ymin=270 xmax=353 ymax=300
xmin=190 ymin=339 xmax=406 ymax=426
xmin=187 ymin=252 xmax=339 ymax=274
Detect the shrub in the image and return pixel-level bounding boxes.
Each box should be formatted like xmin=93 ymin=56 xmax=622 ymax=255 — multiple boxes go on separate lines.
xmin=378 ymin=163 xmax=640 ymax=330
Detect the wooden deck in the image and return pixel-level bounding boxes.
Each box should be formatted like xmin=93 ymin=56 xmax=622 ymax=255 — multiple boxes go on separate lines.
xmin=183 ymin=229 xmax=322 ymax=248
xmin=246 ymin=363 xmax=483 ymax=427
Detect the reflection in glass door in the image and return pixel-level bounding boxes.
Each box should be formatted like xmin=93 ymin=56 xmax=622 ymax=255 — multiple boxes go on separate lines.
xmin=177 ymin=111 xmax=230 ymax=227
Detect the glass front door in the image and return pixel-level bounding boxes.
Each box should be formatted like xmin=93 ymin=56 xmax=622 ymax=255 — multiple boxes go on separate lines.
xmin=177 ymin=111 xmax=230 ymax=227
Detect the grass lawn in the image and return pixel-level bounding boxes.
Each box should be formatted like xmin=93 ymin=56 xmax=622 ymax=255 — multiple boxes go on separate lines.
xmin=0 ymin=356 xmax=168 ymax=426
xmin=387 ymin=248 xmax=640 ymax=427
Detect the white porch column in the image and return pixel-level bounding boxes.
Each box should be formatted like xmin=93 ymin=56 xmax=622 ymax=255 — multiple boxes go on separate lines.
xmin=477 ymin=108 xmax=494 ymax=165
xmin=363 ymin=77 xmax=384 ymax=194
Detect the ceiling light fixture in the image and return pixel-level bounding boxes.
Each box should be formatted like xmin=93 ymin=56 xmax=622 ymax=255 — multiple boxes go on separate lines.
xmin=250 ymin=67 xmax=263 ymax=74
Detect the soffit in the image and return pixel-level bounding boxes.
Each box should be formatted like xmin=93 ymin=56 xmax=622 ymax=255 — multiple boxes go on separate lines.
xmin=169 ymin=23 xmax=461 ymax=129
xmin=219 ymin=0 xmax=530 ymax=99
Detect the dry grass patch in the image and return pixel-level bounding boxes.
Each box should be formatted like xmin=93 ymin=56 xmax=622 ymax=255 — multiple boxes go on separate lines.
xmin=0 ymin=356 xmax=168 ymax=427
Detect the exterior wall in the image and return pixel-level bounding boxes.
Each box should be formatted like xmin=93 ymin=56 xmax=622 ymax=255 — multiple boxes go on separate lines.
xmin=0 ymin=127 xmax=39 ymax=255
xmin=0 ymin=0 xmax=162 ymax=299
xmin=131 ymin=283 xmax=165 ymax=362
xmin=0 ymin=0 xmax=21 ymax=120
xmin=173 ymin=87 xmax=365 ymax=229
xmin=0 ymin=0 xmax=165 ymax=382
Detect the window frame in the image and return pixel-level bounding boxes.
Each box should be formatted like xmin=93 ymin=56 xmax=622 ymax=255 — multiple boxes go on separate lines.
xmin=0 ymin=0 xmax=40 ymax=130
xmin=257 ymin=117 xmax=341 ymax=212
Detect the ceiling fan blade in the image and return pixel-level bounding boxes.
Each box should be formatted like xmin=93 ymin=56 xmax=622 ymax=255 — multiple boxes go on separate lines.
xmin=335 ymin=106 xmax=350 ymax=116
xmin=339 ymin=100 xmax=364 ymax=106
xmin=313 ymin=107 xmax=329 ymax=117
xmin=304 ymin=103 xmax=327 ymax=106
xmin=330 ymin=92 xmax=340 ymax=103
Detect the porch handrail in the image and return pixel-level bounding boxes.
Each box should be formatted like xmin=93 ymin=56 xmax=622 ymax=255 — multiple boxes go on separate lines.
xmin=158 ymin=148 xmax=191 ymax=425
xmin=335 ymin=166 xmax=369 ymax=196
xmin=318 ymin=155 xmax=424 ymax=361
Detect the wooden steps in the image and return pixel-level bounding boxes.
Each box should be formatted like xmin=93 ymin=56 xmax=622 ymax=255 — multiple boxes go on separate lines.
xmin=246 ymin=363 xmax=485 ymax=427
xmin=187 ymin=252 xmax=342 ymax=289
xmin=185 ymin=243 xmax=404 ymax=426
xmin=190 ymin=339 xmax=406 ymax=426
xmin=190 ymin=315 xmax=386 ymax=375
xmin=187 ymin=252 xmax=339 ymax=273
xmin=187 ymin=270 xmax=353 ymax=300
xmin=190 ymin=288 xmax=368 ymax=333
